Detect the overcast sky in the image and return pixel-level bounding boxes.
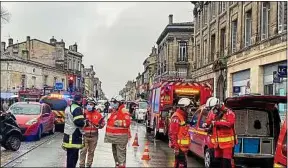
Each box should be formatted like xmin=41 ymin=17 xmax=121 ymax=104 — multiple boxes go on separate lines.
xmin=1 ymin=2 xmax=194 ymax=99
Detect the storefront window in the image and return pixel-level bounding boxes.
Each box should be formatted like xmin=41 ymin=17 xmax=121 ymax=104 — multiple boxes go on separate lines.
xmin=264 ymin=84 xmax=273 ymax=95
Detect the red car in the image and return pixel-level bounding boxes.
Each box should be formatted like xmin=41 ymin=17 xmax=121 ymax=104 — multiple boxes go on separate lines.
xmin=188 ymin=95 xmax=286 ymax=168
xmin=274 ymin=118 xmax=287 ymax=167
xmin=8 ymin=102 xmax=55 ymax=141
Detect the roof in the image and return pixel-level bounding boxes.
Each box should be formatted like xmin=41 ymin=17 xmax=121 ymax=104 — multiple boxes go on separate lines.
xmin=156 ymin=22 xmax=194 ymax=45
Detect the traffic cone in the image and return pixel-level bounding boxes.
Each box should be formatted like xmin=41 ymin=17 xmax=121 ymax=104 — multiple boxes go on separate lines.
xmin=141 ymin=142 xmax=151 ymax=160
xmin=132 ymin=133 xmax=139 ymax=147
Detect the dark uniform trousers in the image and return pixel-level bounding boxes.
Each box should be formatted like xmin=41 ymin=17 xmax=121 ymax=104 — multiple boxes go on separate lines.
xmin=67 ymin=148 xmax=79 ymax=168
xmin=174 ymin=150 xmax=187 ymax=168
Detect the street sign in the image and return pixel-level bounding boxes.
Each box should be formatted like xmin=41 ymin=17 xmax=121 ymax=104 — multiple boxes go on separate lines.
xmin=273 ymin=71 xmax=281 ymax=83
xmin=55 ymin=82 xmax=64 ymax=90
xmin=233 ymin=86 xmax=241 ymax=93
xmin=278 ymin=65 xmax=287 ymax=78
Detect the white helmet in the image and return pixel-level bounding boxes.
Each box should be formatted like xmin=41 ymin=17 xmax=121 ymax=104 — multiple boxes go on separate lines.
xmin=205 ymin=97 xmax=220 ymax=109
xmin=177 ymin=98 xmax=192 ymax=107
xmin=111 ymin=95 xmax=124 ymax=102
xmin=87 ymin=97 xmax=97 ymax=105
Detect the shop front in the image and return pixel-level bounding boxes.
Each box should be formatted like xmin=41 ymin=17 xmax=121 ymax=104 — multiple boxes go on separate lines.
xmin=232 ymin=69 xmax=251 ymax=96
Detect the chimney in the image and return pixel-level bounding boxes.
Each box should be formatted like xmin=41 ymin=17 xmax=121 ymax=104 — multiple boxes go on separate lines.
xmin=1 ymin=42 xmax=6 ymax=51
xmin=73 ymin=43 xmax=77 ymax=52
xmin=8 ymin=38 xmax=13 ymax=46
xmin=90 ymin=65 xmax=93 ymax=70
xmin=27 ymin=36 xmax=30 ymax=42
xmin=50 ymin=36 xmax=56 ymax=45
xmin=60 ymin=39 xmax=65 ymax=48
xmin=152 ymin=46 xmax=157 ymax=55
xmin=169 ymin=14 xmax=173 ymax=24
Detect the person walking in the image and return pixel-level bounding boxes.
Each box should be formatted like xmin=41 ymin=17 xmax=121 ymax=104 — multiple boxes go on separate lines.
xmin=104 ymin=95 xmax=131 ymax=168
xmin=62 ymin=94 xmax=87 ymax=168
xmin=202 ymin=97 xmax=236 ymax=168
xmin=104 ymin=100 xmax=110 ymax=117
xmin=2 ymin=100 xmax=9 ymax=112
xmin=169 ymin=98 xmax=193 ymax=168
xmin=79 ymin=97 xmax=105 ymax=168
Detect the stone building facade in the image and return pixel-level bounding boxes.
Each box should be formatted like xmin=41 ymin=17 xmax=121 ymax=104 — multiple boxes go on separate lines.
xmin=83 ymin=65 xmax=103 ymax=99
xmin=192 ymin=1 xmax=287 ymax=102
xmin=1 ymin=55 xmax=67 ymax=93
xmin=2 ymin=36 xmax=84 ymax=91
xmin=154 ymin=14 xmax=194 ymax=82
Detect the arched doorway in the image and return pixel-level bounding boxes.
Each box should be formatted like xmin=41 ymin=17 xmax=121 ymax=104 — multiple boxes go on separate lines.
xmin=217 ymin=75 xmax=225 ymax=103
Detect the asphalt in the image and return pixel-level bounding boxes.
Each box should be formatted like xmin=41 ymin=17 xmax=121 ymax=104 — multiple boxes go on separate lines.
xmin=1 ymin=121 xmax=204 ymax=167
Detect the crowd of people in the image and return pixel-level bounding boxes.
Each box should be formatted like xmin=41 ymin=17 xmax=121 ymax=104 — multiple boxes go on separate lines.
xmin=0 ymin=98 xmax=18 ymax=112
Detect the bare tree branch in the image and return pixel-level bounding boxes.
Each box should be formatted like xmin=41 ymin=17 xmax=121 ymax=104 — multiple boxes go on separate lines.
xmin=1 ymin=6 xmax=11 ymax=25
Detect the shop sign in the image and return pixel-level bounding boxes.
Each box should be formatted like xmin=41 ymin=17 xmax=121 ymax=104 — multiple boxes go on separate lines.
xmin=233 ymin=86 xmax=241 ymax=93
xmin=278 ymin=65 xmax=287 ymax=78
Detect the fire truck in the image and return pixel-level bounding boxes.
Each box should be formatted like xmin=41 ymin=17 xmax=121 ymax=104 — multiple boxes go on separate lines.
xmin=145 ymin=80 xmax=213 ymax=140
xmin=18 ymin=89 xmax=43 ymax=102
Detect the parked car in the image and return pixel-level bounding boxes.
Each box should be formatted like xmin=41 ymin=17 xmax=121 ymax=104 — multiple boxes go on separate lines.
xmin=188 ymin=95 xmax=286 ymax=168
xmin=274 ymin=118 xmax=287 ymax=168
xmin=8 ymin=102 xmax=55 ymax=141
xmin=0 ymin=111 xmax=22 ymax=151
xmin=135 ymin=101 xmax=148 ymax=122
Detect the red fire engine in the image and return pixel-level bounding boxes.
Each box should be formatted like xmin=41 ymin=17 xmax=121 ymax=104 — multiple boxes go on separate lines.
xmin=18 ymin=89 xmax=43 ymax=102
xmin=145 ymin=80 xmax=213 ymax=140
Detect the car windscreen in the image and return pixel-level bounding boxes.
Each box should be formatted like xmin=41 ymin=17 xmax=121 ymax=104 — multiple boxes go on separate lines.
xmin=139 ymin=102 xmax=148 ymax=109
xmin=40 ymin=97 xmax=68 ymax=111
xmin=9 ymin=104 xmax=41 ymax=115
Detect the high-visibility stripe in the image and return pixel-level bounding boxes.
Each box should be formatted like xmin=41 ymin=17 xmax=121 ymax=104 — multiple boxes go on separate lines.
xmin=189 ymin=128 xmax=208 ymax=135
xmin=211 ymin=136 xmax=235 ymax=143
xmin=106 ymin=126 xmax=129 ymax=134
xmin=177 ymin=139 xmax=190 ymax=145
xmin=273 ymin=163 xmax=285 ymax=168
xmin=73 ymin=115 xmax=84 ymax=121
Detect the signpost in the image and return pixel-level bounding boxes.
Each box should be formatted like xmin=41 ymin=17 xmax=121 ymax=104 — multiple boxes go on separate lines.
xmin=54 ymin=82 xmax=64 ymax=90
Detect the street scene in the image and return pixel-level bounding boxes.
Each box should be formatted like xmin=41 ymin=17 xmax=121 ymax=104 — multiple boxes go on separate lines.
xmin=0 ymin=1 xmax=287 ymax=168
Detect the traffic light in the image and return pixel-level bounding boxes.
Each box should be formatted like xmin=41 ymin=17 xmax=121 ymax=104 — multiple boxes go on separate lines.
xmin=68 ymin=76 xmax=74 ymax=92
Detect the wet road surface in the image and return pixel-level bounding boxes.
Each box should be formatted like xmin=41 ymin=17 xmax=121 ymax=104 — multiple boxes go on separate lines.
xmin=1 ymin=121 xmax=204 ymax=167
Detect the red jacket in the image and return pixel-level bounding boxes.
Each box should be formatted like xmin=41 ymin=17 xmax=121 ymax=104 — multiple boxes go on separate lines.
xmin=206 ymin=105 xmax=236 ymax=149
xmin=106 ymin=104 xmax=131 ymax=136
xmin=168 ymin=108 xmax=189 ymax=151
xmin=83 ymin=109 xmax=105 ymax=136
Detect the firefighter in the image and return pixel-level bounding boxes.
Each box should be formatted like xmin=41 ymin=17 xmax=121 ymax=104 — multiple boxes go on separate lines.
xmin=62 ymin=94 xmax=87 ymax=168
xmin=104 ymin=95 xmax=131 ymax=168
xmin=202 ymin=97 xmax=236 ymax=168
xmin=79 ymin=97 xmax=105 ymax=168
xmin=169 ymin=98 xmax=193 ymax=168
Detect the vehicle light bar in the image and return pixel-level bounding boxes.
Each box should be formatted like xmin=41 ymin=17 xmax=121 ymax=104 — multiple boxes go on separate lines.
xmin=175 ymin=89 xmax=199 ymax=94
xmin=49 ymin=94 xmax=64 ymax=99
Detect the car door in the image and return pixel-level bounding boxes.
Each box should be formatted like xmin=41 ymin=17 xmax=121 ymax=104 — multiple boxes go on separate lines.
xmin=195 ymin=108 xmax=209 ymax=158
xmin=189 ymin=109 xmax=201 ymax=155
xmin=41 ymin=105 xmax=51 ymax=133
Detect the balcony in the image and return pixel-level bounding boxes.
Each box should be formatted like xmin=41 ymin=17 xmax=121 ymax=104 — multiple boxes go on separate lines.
xmin=175 ymin=57 xmax=189 ymax=67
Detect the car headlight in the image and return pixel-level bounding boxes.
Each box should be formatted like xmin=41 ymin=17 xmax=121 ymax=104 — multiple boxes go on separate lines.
xmin=26 ymin=118 xmax=38 ymax=125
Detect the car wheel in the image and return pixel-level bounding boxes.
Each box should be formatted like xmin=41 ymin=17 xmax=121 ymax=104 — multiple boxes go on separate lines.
xmin=204 ymin=148 xmax=217 ymax=168
xmin=49 ymin=124 xmax=55 ymax=135
xmin=36 ymin=126 xmax=42 ymax=141
xmin=6 ymin=135 xmax=21 ymax=151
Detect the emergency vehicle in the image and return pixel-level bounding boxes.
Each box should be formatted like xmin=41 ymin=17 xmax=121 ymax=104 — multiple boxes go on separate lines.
xmin=39 ymin=92 xmax=72 ymax=131
xmin=18 ymin=89 xmax=43 ymax=102
xmin=145 ymin=80 xmax=213 ymax=139
xmin=274 ymin=118 xmax=287 ymax=168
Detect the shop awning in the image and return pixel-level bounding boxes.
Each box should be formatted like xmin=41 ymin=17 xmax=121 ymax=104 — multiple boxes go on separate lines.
xmin=0 ymin=92 xmax=15 ymax=99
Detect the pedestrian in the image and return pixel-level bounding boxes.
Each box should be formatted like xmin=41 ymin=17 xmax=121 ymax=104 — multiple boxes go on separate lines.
xmin=79 ymin=97 xmax=105 ymax=168
xmin=104 ymin=100 xmax=110 ymax=117
xmin=169 ymin=98 xmax=193 ymax=168
xmin=2 ymin=100 xmax=9 ymax=112
xmin=202 ymin=97 xmax=236 ymax=168
xmin=62 ymin=94 xmax=87 ymax=168
xmin=104 ymin=95 xmax=131 ymax=168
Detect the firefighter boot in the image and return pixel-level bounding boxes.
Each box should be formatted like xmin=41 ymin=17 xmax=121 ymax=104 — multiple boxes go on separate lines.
xmin=222 ymin=158 xmax=232 ymax=168
xmin=118 ymin=163 xmax=126 ymax=168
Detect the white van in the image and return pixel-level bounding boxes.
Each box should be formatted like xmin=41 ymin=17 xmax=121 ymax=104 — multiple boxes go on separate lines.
xmin=135 ymin=101 xmax=148 ymax=122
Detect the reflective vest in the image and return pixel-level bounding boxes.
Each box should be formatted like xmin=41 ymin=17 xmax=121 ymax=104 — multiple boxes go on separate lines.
xmin=106 ymin=104 xmax=130 ymax=136
xmin=210 ymin=111 xmax=236 ymax=149
xmin=62 ymin=103 xmax=84 ymax=149
xmin=171 ymin=110 xmax=190 ymax=152
xmin=83 ymin=110 xmax=102 ymax=136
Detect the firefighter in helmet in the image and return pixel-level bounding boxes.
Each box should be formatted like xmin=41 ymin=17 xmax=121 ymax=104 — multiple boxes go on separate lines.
xmin=202 ymin=97 xmax=236 ymax=168
xmin=169 ymin=98 xmax=193 ymax=168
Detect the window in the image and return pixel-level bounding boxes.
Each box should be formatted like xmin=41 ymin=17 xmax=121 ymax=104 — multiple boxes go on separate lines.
xmin=211 ymin=2 xmax=216 ymax=20
xmin=197 ymin=13 xmax=201 ymax=31
xmin=178 ymin=42 xmax=187 ymax=61
xmin=231 ymin=20 xmax=238 ymax=53
xmin=278 ymin=2 xmax=287 ymax=33
xmin=219 ymin=2 xmax=226 ymax=14
xmin=203 ymin=5 xmax=208 ymax=26
xmin=73 ymin=60 xmax=76 ymax=70
xmin=197 ymin=44 xmax=200 ymax=68
xmin=220 ymin=27 xmax=226 ymax=57
xmin=68 ymin=58 xmax=72 ymax=69
xmin=203 ymin=39 xmax=207 ymax=65
xmin=245 ymin=10 xmax=252 ymax=47
xmin=261 ymin=2 xmax=270 ymax=40
xmin=190 ymin=110 xmax=200 ymax=126
xmin=199 ymin=109 xmax=209 ymax=128
xmin=21 ymin=75 xmax=26 ymax=89
xmin=177 ymin=68 xmax=187 ymax=78
xmin=32 ymin=76 xmax=36 ymax=88
xmin=9 ymin=104 xmax=41 ymax=115
xmin=264 ymin=84 xmax=273 ymax=95
xmin=210 ymin=34 xmax=216 ymax=62
xmin=164 ymin=60 xmax=167 ymax=72
xmin=44 ymin=75 xmax=48 ymax=86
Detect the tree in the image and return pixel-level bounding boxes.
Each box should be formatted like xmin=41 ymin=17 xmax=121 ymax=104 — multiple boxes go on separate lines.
xmin=1 ymin=6 xmax=11 ymax=25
